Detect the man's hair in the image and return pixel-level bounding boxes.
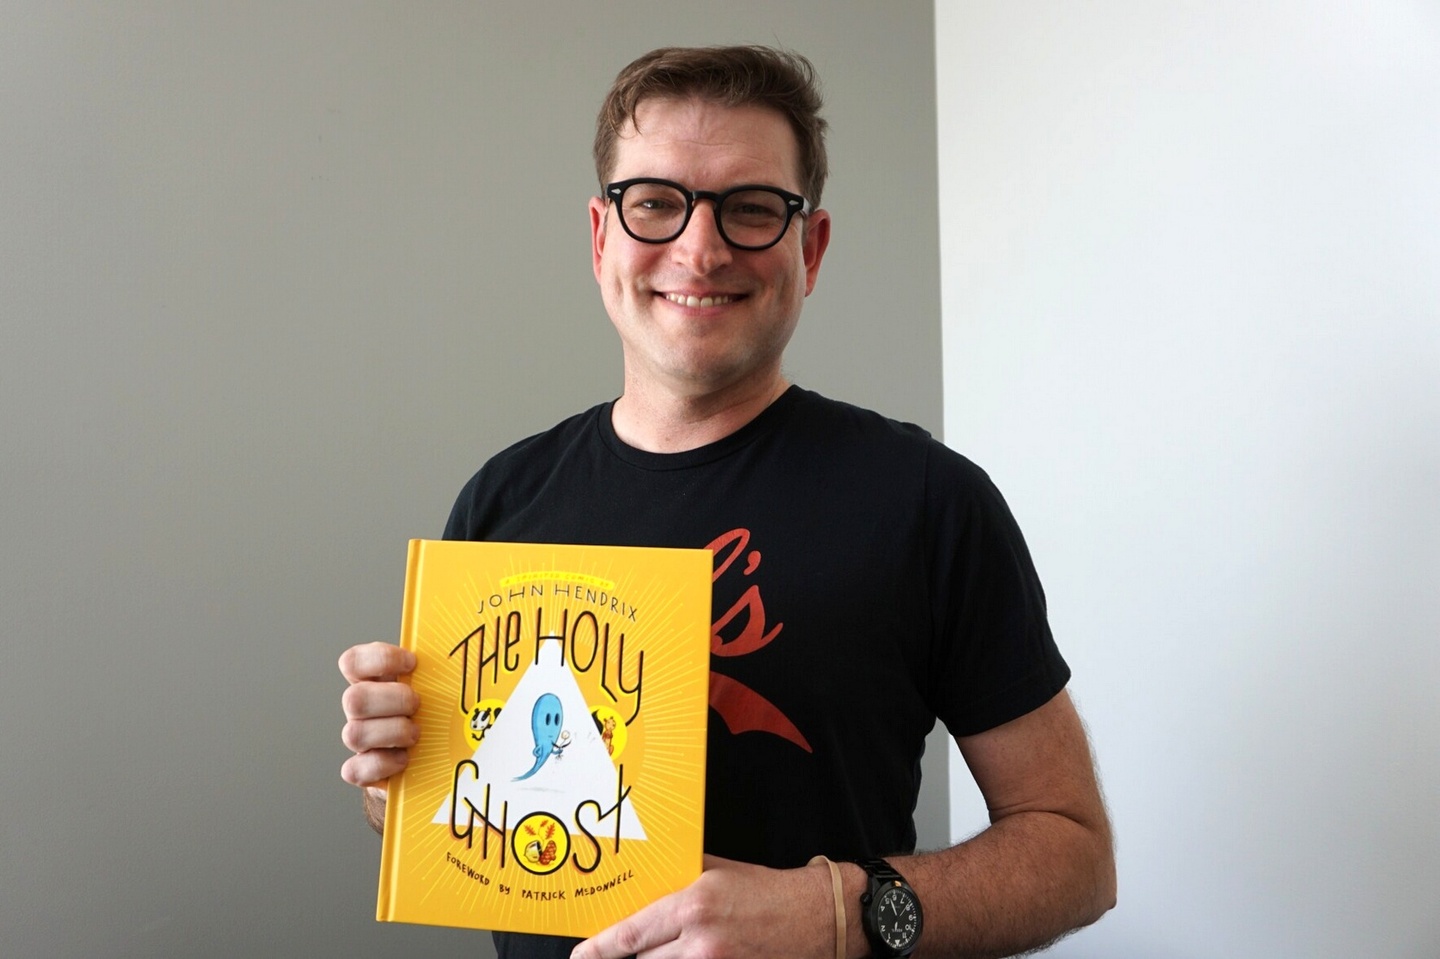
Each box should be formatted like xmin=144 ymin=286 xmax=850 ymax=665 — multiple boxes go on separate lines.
xmin=594 ymin=45 xmax=829 ymax=206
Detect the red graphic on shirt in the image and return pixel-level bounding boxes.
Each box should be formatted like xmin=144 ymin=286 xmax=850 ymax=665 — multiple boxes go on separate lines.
xmin=706 ymin=528 xmax=812 ymax=753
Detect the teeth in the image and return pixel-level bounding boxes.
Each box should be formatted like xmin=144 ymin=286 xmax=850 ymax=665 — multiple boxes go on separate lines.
xmin=665 ymin=293 xmax=735 ymax=308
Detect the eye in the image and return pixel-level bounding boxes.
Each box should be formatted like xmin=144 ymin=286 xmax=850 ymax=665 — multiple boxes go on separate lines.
xmin=723 ymin=190 xmax=787 ymax=224
xmin=623 ymin=184 xmax=686 ymax=218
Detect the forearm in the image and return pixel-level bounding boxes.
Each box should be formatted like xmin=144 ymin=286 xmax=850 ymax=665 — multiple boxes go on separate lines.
xmin=838 ymin=810 xmax=1115 ymax=959
xmin=574 ymin=811 xmax=1112 ymax=959
xmin=575 ymin=693 xmax=1114 ymax=959
xmin=362 ymin=786 xmax=386 ymax=835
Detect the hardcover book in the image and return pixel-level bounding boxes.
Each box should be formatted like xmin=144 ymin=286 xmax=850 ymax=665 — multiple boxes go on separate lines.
xmin=376 ymin=539 xmax=712 ymax=938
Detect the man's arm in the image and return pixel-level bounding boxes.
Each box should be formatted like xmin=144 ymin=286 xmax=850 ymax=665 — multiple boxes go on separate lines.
xmin=572 ymin=689 xmax=1114 ymax=959
xmin=339 ymin=642 xmax=421 ymax=835
xmin=855 ymin=688 xmax=1114 ymax=956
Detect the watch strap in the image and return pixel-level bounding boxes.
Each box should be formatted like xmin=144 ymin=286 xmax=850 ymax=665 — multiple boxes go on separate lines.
xmin=854 ymin=857 xmax=921 ymax=958
xmin=855 ymin=856 xmax=905 ymax=886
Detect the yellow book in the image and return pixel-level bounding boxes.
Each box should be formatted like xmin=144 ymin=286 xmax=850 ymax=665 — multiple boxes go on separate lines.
xmin=376 ymin=539 xmax=711 ymax=937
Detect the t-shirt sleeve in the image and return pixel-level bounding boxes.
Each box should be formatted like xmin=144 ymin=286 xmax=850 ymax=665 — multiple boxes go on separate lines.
xmin=441 ymin=469 xmax=482 ymax=541
xmin=922 ymin=443 xmax=1070 ymax=737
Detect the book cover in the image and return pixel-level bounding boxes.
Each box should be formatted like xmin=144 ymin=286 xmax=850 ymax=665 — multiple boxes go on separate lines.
xmin=376 ymin=539 xmax=712 ymax=938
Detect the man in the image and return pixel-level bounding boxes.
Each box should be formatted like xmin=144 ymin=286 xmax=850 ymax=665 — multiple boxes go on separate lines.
xmin=340 ymin=45 xmax=1115 ymax=959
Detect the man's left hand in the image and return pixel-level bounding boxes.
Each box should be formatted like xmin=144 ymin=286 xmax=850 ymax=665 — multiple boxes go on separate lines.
xmin=571 ymin=855 xmax=834 ymax=959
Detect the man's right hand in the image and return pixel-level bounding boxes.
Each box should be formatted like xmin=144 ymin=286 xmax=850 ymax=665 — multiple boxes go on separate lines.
xmin=339 ymin=642 xmax=420 ymax=831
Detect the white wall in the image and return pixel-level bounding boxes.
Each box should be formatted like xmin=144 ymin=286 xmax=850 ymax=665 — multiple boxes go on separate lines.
xmin=937 ymin=2 xmax=1440 ymax=955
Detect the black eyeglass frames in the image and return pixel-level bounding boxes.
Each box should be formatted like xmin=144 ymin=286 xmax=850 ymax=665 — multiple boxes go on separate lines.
xmin=604 ymin=178 xmax=812 ymax=251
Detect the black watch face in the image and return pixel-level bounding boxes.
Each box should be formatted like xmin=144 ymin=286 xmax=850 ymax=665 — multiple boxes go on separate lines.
xmin=874 ymin=885 xmax=921 ymax=952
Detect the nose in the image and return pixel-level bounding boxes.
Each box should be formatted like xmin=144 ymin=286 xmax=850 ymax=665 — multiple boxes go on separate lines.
xmin=669 ymin=199 xmax=733 ymax=275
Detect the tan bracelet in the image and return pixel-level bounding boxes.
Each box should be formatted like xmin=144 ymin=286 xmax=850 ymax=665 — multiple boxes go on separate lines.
xmin=808 ymin=855 xmax=846 ymax=959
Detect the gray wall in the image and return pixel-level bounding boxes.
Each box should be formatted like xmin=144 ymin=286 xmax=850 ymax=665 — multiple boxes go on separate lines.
xmin=938 ymin=2 xmax=1440 ymax=956
xmin=1 ymin=3 xmax=942 ymax=957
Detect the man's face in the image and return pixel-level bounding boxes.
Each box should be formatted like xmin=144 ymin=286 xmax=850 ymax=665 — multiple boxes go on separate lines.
xmin=588 ymin=97 xmax=830 ymax=401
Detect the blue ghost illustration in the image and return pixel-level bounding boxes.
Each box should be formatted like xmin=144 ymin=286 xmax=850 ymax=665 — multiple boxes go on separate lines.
xmin=513 ymin=692 xmax=569 ymax=781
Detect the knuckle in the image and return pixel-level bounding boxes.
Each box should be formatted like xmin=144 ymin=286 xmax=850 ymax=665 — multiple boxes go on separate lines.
xmin=340 ymin=682 xmax=369 ymax=718
xmin=339 ymin=642 xmax=407 ymax=683
xmin=338 ymin=642 xmax=377 ymax=681
xmin=340 ymin=719 xmax=366 ymax=753
xmin=676 ymin=894 xmax=714 ymax=929
xmin=342 ymin=680 xmax=413 ymax=720
xmin=341 ymin=748 xmax=407 ymax=788
xmin=611 ymin=924 xmax=646 ymax=954
xmin=342 ymin=753 xmax=375 ymax=786
xmin=343 ymin=717 xmax=419 ymax=755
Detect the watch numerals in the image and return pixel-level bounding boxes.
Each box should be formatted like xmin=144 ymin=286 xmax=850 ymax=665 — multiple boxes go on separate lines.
xmin=861 ymin=861 xmax=922 ymax=955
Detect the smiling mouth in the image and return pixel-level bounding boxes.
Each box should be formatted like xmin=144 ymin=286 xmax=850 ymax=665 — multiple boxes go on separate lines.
xmin=662 ymin=292 xmax=740 ymax=308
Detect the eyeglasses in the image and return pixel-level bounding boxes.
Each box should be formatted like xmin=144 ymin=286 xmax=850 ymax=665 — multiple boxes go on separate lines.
xmin=604 ymin=178 xmax=812 ymax=251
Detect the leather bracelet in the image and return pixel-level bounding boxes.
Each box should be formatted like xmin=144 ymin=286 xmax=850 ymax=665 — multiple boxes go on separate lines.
xmin=807 ymin=855 xmax=846 ymax=959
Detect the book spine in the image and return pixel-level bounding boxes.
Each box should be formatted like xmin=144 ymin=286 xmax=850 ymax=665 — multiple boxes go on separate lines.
xmin=375 ymin=538 xmax=425 ymax=921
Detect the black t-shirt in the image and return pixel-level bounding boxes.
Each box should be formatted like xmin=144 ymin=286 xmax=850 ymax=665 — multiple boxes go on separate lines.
xmin=442 ymin=386 xmax=1068 ymax=958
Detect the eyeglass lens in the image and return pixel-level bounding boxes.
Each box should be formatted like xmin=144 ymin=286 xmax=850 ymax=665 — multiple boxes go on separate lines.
xmin=618 ymin=183 xmax=793 ymax=248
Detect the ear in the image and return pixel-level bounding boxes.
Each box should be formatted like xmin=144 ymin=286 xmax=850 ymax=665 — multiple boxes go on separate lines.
xmin=801 ymin=208 xmax=832 ymax=296
xmin=589 ymin=195 xmax=610 ymax=283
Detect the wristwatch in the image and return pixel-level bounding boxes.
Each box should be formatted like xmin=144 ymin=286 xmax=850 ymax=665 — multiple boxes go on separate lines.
xmin=855 ymin=857 xmax=923 ymax=957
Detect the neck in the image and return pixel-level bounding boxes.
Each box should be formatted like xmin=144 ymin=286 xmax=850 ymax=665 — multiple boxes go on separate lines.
xmin=610 ymin=374 xmax=791 ymax=453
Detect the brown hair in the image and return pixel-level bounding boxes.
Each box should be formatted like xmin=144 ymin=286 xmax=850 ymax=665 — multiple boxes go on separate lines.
xmin=594 ymin=45 xmax=829 ymax=205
